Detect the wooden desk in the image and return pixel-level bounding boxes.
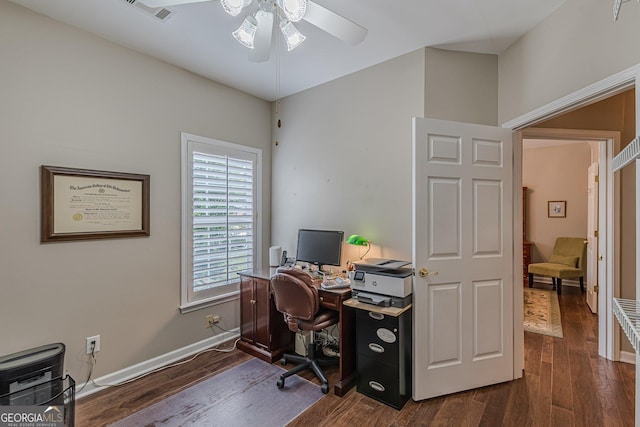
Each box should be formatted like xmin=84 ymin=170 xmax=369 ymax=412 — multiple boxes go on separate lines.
xmin=318 ymin=286 xmax=356 ymax=397
xmin=238 ymin=269 xmax=356 ymax=397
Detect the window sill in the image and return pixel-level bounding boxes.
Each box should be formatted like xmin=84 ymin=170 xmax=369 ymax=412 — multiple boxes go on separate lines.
xmin=179 ymin=290 xmax=240 ymax=314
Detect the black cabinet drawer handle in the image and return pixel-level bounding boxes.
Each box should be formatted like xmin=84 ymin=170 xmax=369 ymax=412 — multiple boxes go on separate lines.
xmin=369 ymin=381 xmax=385 ymax=392
xmin=368 ymin=312 xmax=384 ymax=320
xmin=368 ymin=343 xmax=384 ymax=353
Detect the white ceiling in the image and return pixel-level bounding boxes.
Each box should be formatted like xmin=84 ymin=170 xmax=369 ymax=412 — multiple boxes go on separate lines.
xmin=8 ymin=0 xmax=566 ymax=101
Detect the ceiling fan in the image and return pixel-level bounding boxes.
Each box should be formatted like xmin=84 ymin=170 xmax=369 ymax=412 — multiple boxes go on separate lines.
xmin=141 ymin=0 xmax=368 ymax=62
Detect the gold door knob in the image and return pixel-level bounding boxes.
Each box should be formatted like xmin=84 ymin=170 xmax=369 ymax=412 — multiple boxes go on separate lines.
xmin=418 ymin=268 xmax=438 ymax=277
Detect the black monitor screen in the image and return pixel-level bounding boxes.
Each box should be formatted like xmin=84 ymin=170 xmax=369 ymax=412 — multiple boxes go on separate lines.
xmin=296 ymin=229 xmax=344 ymax=267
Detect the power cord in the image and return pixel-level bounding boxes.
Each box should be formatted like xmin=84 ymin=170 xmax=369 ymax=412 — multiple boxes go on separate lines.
xmin=315 ymin=325 xmax=340 ymax=357
xmin=76 ymin=342 xmax=97 ymax=393
xmin=206 ymin=322 xmax=240 ymax=353
xmin=81 ymin=321 xmax=241 ymax=390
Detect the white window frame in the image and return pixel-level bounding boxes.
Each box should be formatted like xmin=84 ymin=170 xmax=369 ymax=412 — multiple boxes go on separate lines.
xmin=180 ymin=132 xmax=262 ymax=313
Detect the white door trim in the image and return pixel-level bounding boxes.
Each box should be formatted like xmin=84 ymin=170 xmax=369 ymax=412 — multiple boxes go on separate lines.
xmin=503 ymin=65 xmax=640 ymax=131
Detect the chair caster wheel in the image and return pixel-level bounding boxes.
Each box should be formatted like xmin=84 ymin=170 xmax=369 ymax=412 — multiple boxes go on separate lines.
xmin=321 ymin=383 xmax=329 ymax=394
xmin=280 ymin=358 xmax=287 ymax=366
xmin=277 ymin=378 xmax=285 ymax=389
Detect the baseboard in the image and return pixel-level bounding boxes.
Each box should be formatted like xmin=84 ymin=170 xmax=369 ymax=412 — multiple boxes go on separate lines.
xmin=620 ymin=350 xmax=636 ymax=365
xmin=76 ymin=328 xmax=240 ymax=399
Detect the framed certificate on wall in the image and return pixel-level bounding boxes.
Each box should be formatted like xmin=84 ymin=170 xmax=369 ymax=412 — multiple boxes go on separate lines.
xmin=40 ymin=165 xmax=150 ymax=242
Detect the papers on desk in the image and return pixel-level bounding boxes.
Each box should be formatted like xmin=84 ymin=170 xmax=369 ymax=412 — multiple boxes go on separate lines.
xmin=354 ymin=258 xmax=411 ymax=271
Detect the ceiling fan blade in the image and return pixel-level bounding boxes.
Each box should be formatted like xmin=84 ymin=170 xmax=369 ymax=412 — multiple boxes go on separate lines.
xmin=139 ymin=0 xmax=212 ymax=7
xmin=303 ymin=1 xmax=367 ymax=45
xmin=249 ymin=10 xmax=274 ymax=63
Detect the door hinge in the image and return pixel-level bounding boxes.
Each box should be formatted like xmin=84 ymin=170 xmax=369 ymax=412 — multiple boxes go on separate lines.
xmin=595 ymin=175 xmax=599 ymax=183
xmin=594 ymin=285 xmax=599 ymax=294
xmin=594 ymin=230 xmax=598 ymax=238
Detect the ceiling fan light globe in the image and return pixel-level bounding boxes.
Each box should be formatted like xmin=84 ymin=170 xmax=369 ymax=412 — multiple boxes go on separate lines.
xmin=233 ymin=16 xmax=258 ymax=49
xmin=280 ymin=20 xmax=306 ymax=51
xmin=221 ymin=0 xmax=251 ymax=16
xmin=278 ymin=0 xmax=307 ymax=22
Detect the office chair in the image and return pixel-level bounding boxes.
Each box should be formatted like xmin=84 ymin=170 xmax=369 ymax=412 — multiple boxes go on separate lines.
xmin=270 ymin=268 xmax=339 ymax=394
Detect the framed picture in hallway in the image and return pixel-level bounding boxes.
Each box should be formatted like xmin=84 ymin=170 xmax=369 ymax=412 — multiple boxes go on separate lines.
xmin=548 ymin=200 xmax=566 ymax=218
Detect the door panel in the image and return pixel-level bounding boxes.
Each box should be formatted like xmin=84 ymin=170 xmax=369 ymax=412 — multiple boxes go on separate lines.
xmin=413 ymin=117 xmax=513 ymax=400
xmin=254 ymin=278 xmax=270 ymax=350
xmin=428 ymin=282 xmax=462 ymax=367
xmin=429 ymin=178 xmax=461 ymax=258
xmin=473 ymin=180 xmax=502 ymax=256
xmin=473 ymin=280 xmax=503 ymax=360
xmin=473 ymin=138 xmax=503 ymax=166
xmin=240 ymin=277 xmax=255 ymax=343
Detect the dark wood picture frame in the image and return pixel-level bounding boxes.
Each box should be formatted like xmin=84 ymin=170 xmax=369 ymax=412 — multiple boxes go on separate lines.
xmin=41 ymin=165 xmax=150 ymax=242
xmin=547 ymin=200 xmax=566 ymax=218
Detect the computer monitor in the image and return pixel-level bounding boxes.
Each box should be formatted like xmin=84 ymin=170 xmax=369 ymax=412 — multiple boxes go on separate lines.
xmin=296 ymin=229 xmax=344 ymax=270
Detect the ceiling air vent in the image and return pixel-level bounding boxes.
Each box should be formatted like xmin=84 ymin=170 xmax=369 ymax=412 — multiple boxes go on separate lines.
xmin=121 ymin=0 xmax=176 ymax=23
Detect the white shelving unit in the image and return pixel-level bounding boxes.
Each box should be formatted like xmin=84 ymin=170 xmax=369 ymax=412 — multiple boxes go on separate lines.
xmin=611 ymin=137 xmax=640 ymax=357
xmin=612 ymin=136 xmax=640 ymax=173
xmin=613 ymin=298 xmax=640 ymax=353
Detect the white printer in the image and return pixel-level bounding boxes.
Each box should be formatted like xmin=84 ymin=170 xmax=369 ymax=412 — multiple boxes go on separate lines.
xmin=351 ymin=258 xmax=413 ymax=308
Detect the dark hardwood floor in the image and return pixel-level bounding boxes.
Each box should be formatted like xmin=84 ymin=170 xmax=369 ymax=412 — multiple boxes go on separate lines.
xmin=76 ymin=285 xmax=634 ymax=426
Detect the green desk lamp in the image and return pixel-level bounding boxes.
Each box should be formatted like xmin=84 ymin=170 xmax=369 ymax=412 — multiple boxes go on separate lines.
xmin=347 ymin=234 xmax=371 ymax=260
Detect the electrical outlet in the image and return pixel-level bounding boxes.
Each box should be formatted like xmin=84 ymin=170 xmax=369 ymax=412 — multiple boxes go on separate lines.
xmin=205 ymin=315 xmax=220 ymax=328
xmin=86 ymin=335 xmax=101 ymax=354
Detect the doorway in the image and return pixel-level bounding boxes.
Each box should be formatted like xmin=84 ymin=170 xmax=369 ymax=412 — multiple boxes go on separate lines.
xmin=519 ymin=127 xmax=621 ymax=361
xmin=507 ymin=82 xmax=636 ymax=371
xmin=521 ymin=131 xmax=621 ymax=353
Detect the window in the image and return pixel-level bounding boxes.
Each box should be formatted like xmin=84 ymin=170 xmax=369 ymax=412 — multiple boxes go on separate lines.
xmin=181 ymin=133 xmax=262 ymax=312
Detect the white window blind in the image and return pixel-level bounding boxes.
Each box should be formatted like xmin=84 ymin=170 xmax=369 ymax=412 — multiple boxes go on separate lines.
xmin=192 ymin=152 xmax=254 ymax=290
xmin=181 ymin=133 xmax=261 ymax=312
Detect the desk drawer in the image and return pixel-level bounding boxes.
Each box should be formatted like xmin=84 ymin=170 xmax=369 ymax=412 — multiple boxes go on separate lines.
xmin=319 ymin=291 xmax=341 ymax=310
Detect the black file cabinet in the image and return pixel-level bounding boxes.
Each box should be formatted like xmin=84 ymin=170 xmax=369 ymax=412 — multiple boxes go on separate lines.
xmin=355 ymin=304 xmax=412 ymax=410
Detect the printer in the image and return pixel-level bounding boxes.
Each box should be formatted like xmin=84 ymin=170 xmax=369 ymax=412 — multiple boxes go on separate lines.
xmin=351 ymin=258 xmax=413 ymax=308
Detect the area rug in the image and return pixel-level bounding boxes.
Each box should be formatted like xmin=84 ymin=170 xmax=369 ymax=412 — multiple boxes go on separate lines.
xmin=110 ymin=358 xmax=323 ymax=427
xmin=523 ymin=288 xmax=564 ymax=338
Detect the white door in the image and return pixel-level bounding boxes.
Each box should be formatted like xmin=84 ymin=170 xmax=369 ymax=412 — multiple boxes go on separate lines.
xmin=412 ymin=118 xmax=513 ymax=400
xmin=586 ymin=162 xmax=599 ymax=313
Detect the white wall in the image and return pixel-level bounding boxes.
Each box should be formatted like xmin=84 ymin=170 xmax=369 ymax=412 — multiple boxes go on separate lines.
xmin=425 ymin=48 xmax=498 ymax=126
xmin=270 ymin=48 xmax=500 ymax=266
xmin=522 ymin=142 xmax=590 ymax=262
xmin=499 ymin=0 xmax=640 ymax=124
xmin=271 ymin=50 xmax=425 ymax=264
xmin=0 ymin=0 xmax=271 ymax=382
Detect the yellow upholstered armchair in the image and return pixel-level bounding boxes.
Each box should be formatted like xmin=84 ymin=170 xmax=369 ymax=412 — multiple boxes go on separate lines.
xmin=527 ymin=237 xmax=587 ymax=295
